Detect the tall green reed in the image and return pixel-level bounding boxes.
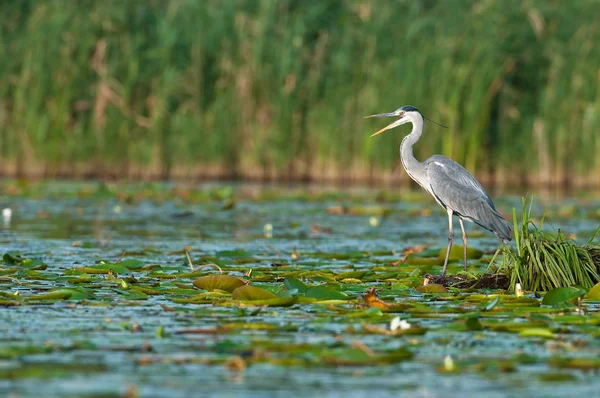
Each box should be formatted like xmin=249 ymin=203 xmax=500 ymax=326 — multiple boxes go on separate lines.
xmin=0 ymin=0 xmax=598 ymax=183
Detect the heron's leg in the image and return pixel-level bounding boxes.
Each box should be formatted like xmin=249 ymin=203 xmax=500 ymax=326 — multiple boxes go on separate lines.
xmin=458 ymin=218 xmax=468 ymax=272
xmin=441 ymin=208 xmax=454 ymax=276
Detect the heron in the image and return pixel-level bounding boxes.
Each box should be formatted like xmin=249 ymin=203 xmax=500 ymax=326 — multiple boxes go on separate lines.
xmin=366 ymin=105 xmax=511 ymax=275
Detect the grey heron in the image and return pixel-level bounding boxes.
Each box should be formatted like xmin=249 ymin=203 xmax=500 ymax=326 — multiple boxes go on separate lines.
xmin=366 ymin=105 xmax=511 ymax=275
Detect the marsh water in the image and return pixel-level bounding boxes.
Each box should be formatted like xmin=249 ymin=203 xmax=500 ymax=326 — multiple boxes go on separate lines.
xmin=1 ymin=181 xmax=599 ymax=398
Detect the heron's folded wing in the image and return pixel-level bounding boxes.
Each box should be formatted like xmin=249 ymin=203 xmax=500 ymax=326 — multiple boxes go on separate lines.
xmin=425 ymin=155 xmax=502 ymax=224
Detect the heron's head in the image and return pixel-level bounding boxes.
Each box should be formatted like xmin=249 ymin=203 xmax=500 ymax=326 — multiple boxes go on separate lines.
xmin=364 ymin=105 xmax=423 ymax=137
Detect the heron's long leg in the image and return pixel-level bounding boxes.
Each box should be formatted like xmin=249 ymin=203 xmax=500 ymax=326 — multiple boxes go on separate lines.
xmin=458 ymin=218 xmax=468 ymax=272
xmin=441 ymin=208 xmax=454 ymax=276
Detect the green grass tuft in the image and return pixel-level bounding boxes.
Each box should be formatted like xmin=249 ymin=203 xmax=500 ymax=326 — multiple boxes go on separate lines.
xmin=495 ymin=198 xmax=600 ymax=291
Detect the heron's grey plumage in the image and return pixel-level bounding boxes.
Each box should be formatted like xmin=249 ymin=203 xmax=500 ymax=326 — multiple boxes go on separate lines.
xmin=424 ymin=155 xmax=512 ymax=243
xmin=367 ymin=105 xmax=512 ymax=275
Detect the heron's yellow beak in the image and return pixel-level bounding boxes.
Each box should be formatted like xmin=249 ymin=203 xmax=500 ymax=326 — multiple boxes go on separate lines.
xmin=364 ymin=112 xmax=405 ymax=137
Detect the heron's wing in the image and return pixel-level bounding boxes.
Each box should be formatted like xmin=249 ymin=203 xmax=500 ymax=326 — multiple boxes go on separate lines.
xmin=425 ymin=155 xmax=511 ymax=240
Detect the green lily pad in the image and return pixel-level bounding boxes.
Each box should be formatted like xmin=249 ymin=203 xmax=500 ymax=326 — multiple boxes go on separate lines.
xmin=2 ymin=253 xmax=22 ymax=265
xmin=519 ymin=328 xmax=555 ymax=339
xmin=193 ymin=275 xmax=246 ymax=292
xmin=548 ymin=357 xmax=600 ymax=370
xmin=232 ymin=285 xmax=278 ymax=300
xmin=26 ymin=288 xmax=91 ymax=301
xmin=416 ymin=284 xmax=448 ymax=293
xmin=482 ymin=296 xmax=500 ymax=311
xmin=321 ymin=346 xmax=413 ymax=366
xmin=405 ymin=255 xmax=443 ymax=266
xmin=305 ymin=286 xmax=349 ymax=300
xmin=117 ymin=259 xmax=146 ymax=269
xmin=78 ymin=263 xmax=131 ymax=274
xmin=465 ymin=317 xmax=484 ymax=331
xmin=335 ymin=271 xmax=368 ymax=280
xmin=439 ymin=245 xmax=483 ymax=260
xmin=284 ymin=277 xmax=307 ymax=293
xmin=541 ymin=287 xmax=586 ymax=306
xmin=216 ymin=249 xmax=252 ymax=258
xmin=236 ymin=297 xmax=298 ymax=307
xmin=585 ymin=282 xmax=600 ymax=299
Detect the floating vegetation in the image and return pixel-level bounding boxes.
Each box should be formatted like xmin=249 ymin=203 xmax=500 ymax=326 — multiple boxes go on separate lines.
xmin=495 ymin=199 xmax=600 ymax=292
xmin=1 ymin=184 xmax=600 ymax=396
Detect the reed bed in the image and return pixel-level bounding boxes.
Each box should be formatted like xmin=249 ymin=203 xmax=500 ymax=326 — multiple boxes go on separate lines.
xmin=1 ymin=0 xmax=599 ymax=184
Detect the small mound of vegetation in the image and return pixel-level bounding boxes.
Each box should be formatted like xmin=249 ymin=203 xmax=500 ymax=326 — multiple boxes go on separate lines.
xmin=495 ymin=199 xmax=600 ymax=291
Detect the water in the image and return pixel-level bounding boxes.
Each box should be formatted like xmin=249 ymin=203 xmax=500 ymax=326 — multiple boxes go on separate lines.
xmin=1 ymin=182 xmax=599 ymax=397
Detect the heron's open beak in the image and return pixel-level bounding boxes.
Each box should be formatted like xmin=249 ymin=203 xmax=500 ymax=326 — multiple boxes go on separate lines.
xmin=364 ymin=112 xmax=405 ymax=137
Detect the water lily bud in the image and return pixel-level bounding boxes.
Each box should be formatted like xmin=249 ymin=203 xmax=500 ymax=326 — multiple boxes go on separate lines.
xmin=443 ymin=355 xmax=455 ymax=372
xmin=515 ymin=283 xmax=523 ymax=297
xmin=264 ymin=223 xmax=273 ymax=238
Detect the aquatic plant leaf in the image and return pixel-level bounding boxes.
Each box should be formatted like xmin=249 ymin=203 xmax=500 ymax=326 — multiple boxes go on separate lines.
xmin=585 ymin=282 xmax=600 ymax=299
xmin=117 ymin=259 xmax=145 ymax=269
xmin=548 ymin=357 xmax=600 ymax=370
xmin=232 ymin=285 xmax=278 ymax=300
xmin=236 ymin=297 xmax=297 ymax=307
xmin=216 ymin=249 xmax=252 ymax=258
xmin=541 ymin=287 xmax=585 ymax=306
xmin=26 ymin=288 xmax=90 ymax=301
xmin=416 ymin=284 xmax=448 ymax=293
xmin=406 ymin=255 xmax=443 ymax=266
xmin=305 ymin=286 xmax=349 ymax=300
xmin=483 ymin=296 xmax=500 ymax=311
xmin=336 ymin=271 xmax=368 ymax=280
xmin=21 ymin=258 xmax=46 ymax=268
xmin=284 ymin=277 xmax=307 ymax=293
xmin=519 ymin=328 xmax=555 ymax=339
xmin=439 ymin=245 xmax=483 ymax=260
xmin=80 ymin=263 xmax=131 ymax=274
xmin=2 ymin=253 xmax=22 ymax=265
xmin=193 ymin=275 xmax=246 ymax=292
xmin=321 ymin=346 xmax=413 ymax=366
xmin=465 ymin=317 xmax=484 ymax=331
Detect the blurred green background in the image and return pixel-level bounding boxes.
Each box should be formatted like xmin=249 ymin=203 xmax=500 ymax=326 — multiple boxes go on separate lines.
xmin=1 ymin=0 xmax=599 ymax=186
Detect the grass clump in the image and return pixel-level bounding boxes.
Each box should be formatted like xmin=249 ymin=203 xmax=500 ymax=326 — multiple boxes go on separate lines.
xmin=496 ymin=199 xmax=600 ymax=292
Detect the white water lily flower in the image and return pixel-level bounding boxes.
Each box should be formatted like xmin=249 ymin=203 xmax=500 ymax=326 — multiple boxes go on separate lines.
xmin=390 ymin=316 xmax=411 ymax=331
xmin=2 ymin=208 xmax=11 ymax=228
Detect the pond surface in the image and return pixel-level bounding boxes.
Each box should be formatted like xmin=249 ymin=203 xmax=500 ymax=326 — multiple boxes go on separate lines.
xmin=1 ymin=181 xmax=599 ymax=398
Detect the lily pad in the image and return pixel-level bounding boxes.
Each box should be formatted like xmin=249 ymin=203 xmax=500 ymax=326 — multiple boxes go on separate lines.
xmin=519 ymin=328 xmax=555 ymax=339
xmin=193 ymin=275 xmax=246 ymax=292
xmin=236 ymin=297 xmax=298 ymax=307
xmin=26 ymin=288 xmax=91 ymax=301
xmin=541 ymin=287 xmax=586 ymax=306
xmin=232 ymin=285 xmax=278 ymax=300
xmin=416 ymin=284 xmax=449 ymax=293
xmin=585 ymin=282 xmax=600 ymax=299
xmin=284 ymin=277 xmax=307 ymax=293
xmin=216 ymin=249 xmax=252 ymax=258
xmin=305 ymin=286 xmax=349 ymax=300
xmin=439 ymin=245 xmax=483 ymax=260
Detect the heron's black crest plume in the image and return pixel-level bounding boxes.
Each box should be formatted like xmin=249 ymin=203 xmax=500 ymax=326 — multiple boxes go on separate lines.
xmin=400 ymin=105 xmax=448 ymax=129
xmin=423 ymin=116 xmax=448 ymax=129
xmin=400 ymin=105 xmax=419 ymax=113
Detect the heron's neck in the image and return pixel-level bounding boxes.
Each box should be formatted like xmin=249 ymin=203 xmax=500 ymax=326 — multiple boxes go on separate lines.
xmin=400 ymin=115 xmax=427 ymax=185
